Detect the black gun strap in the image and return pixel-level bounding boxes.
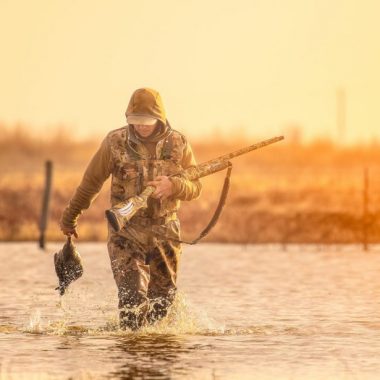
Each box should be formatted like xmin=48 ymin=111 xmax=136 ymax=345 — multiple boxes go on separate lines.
xmin=129 ymin=162 xmax=233 ymax=245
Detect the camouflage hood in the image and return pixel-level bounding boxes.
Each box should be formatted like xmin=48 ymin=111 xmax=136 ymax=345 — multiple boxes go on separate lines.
xmin=125 ymin=88 xmax=167 ymax=125
xmin=126 ymin=88 xmax=171 ymax=144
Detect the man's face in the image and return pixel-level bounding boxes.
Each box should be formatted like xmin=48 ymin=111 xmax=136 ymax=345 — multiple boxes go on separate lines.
xmin=134 ymin=122 xmax=158 ymax=138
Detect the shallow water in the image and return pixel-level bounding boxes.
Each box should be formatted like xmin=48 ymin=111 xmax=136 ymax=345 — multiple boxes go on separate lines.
xmin=1 ymin=242 xmax=380 ymax=379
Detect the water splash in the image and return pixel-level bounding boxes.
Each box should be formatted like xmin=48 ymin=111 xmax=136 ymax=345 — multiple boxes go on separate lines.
xmin=139 ymin=291 xmax=224 ymax=335
xmin=24 ymin=309 xmax=42 ymax=334
xmin=20 ymin=291 xmax=225 ymax=337
xmin=19 ymin=292 xmax=276 ymax=337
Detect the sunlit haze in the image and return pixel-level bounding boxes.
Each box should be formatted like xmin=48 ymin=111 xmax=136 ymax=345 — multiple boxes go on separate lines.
xmin=0 ymin=0 xmax=379 ymax=143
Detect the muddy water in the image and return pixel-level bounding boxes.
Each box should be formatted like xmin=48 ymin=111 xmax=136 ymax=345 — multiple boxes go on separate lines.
xmin=1 ymin=242 xmax=380 ymax=379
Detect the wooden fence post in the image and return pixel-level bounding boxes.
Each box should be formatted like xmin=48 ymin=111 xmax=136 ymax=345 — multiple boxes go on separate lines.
xmin=39 ymin=160 xmax=53 ymax=249
xmin=362 ymin=167 xmax=369 ymax=251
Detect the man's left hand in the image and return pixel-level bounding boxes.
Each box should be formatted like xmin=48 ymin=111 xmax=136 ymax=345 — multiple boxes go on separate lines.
xmin=148 ymin=176 xmax=173 ymax=200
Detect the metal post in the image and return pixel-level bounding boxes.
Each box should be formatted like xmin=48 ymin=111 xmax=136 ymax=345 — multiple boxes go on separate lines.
xmin=39 ymin=160 xmax=53 ymax=249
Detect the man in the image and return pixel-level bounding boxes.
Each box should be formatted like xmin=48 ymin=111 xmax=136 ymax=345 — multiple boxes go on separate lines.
xmin=60 ymin=88 xmax=202 ymax=330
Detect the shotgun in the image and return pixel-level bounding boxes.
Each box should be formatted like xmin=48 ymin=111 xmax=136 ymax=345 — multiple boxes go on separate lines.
xmin=105 ymin=135 xmax=284 ymax=232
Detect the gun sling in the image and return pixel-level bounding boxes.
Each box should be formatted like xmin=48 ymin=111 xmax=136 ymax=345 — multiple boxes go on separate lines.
xmin=128 ymin=162 xmax=232 ymax=245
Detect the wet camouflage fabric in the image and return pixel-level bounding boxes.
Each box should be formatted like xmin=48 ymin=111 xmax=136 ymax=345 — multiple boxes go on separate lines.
xmin=108 ymin=219 xmax=181 ymax=330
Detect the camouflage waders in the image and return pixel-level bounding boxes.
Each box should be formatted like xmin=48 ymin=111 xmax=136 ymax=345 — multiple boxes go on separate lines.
xmin=108 ymin=219 xmax=181 ymax=330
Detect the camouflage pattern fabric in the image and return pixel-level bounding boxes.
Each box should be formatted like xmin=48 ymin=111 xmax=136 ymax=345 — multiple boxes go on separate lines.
xmin=107 ymin=220 xmax=181 ymax=330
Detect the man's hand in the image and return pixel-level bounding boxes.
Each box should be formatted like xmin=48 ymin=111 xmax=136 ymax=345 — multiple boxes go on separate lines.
xmin=60 ymin=225 xmax=79 ymax=238
xmin=148 ymin=176 xmax=174 ymax=200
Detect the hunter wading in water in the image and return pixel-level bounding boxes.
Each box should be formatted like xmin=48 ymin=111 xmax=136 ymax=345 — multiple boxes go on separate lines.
xmin=60 ymin=88 xmax=202 ymax=330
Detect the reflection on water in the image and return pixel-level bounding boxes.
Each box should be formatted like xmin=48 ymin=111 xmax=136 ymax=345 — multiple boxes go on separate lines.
xmin=108 ymin=335 xmax=187 ymax=379
xmin=1 ymin=243 xmax=380 ymax=379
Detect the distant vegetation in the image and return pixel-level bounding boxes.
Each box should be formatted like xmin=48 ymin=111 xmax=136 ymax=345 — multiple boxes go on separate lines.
xmin=1 ymin=124 xmax=380 ymax=244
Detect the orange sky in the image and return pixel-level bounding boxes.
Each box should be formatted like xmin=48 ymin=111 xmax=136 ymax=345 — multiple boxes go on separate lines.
xmin=0 ymin=0 xmax=379 ymax=143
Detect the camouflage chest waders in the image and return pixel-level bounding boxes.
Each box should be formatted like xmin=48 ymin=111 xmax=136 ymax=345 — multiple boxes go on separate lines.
xmin=108 ymin=128 xmax=186 ymax=330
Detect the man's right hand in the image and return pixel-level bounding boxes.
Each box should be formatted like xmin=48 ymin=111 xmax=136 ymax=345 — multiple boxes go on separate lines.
xmin=60 ymin=225 xmax=79 ymax=238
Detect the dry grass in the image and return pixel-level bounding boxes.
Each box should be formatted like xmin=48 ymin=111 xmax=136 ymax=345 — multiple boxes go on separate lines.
xmin=1 ymin=124 xmax=380 ymax=243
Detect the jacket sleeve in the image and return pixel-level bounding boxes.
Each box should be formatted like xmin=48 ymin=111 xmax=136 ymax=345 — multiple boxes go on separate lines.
xmin=60 ymin=137 xmax=112 ymax=229
xmin=170 ymin=140 xmax=202 ymax=201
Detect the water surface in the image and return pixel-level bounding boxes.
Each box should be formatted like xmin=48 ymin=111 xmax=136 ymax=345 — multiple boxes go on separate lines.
xmin=1 ymin=242 xmax=380 ymax=379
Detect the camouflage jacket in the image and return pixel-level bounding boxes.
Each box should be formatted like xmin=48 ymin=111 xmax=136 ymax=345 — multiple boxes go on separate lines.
xmin=60 ymin=126 xmax=202 ymax=229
